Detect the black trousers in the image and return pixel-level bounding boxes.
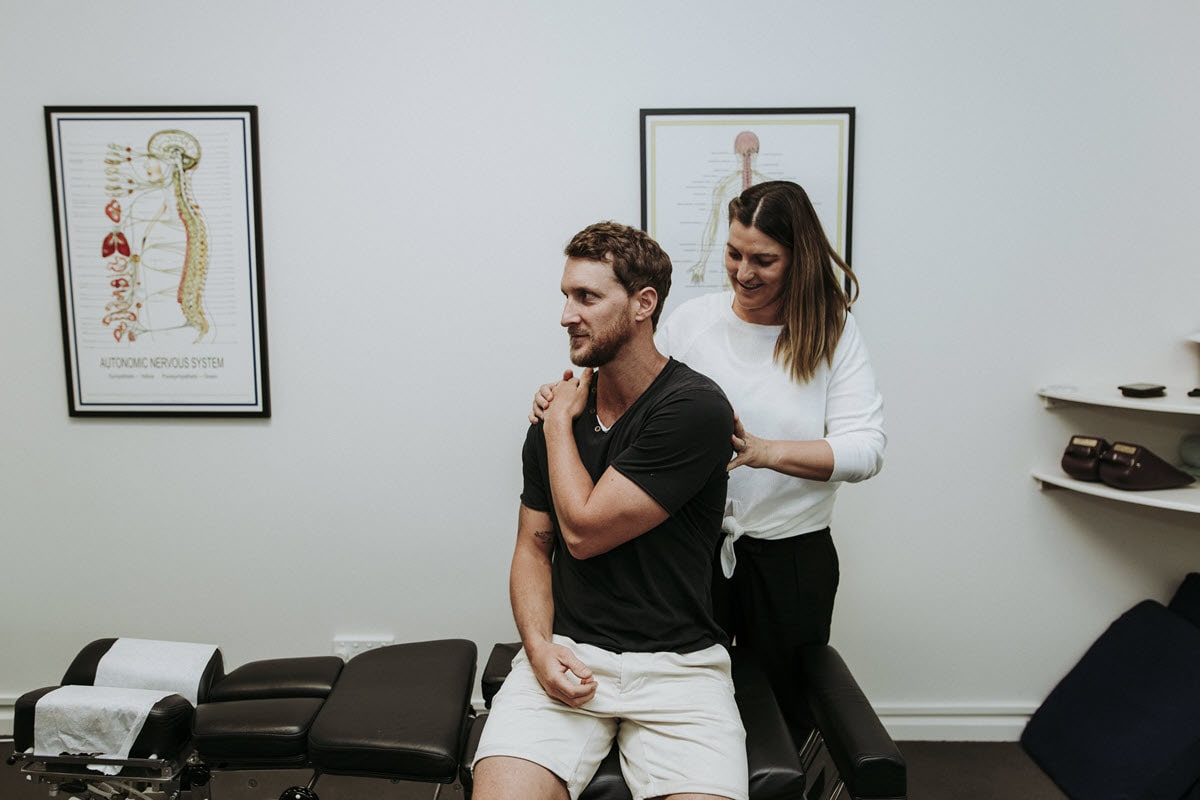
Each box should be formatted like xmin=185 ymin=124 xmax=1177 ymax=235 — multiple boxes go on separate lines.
xmin=711 ymin=527 xmax=839 ymax=734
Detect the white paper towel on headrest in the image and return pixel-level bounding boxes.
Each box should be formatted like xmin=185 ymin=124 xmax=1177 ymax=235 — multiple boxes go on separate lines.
xmin=33 ymin=685 xmax=174 ymax=774
xmin=95 ymin=638 xmax=218 ymax=706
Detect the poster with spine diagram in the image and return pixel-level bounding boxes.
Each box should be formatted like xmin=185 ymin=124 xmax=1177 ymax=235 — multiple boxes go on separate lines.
xmin=45 ymin=106 xmax=269 ymax=416
xmin=640 ymin=108 xmax=854 ymax=317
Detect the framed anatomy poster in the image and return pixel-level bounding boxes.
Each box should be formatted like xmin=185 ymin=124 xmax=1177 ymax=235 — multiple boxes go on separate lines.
xmin=45 ymin=106 xmax=270 ymax=416
xmin=640 ymin=107 xmax=855 ymax=314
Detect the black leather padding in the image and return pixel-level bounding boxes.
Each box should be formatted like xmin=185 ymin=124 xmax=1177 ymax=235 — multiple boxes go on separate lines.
xmin=465 ymin=643 xmax=806 ymax=800
xmin=193 ymin=697 xmax=325 ymax=765
xmin=128 ymin=694 xmax=195 ymax=760
xmin=306 ymin=639 xmax=477 ymax=781
xmin=481 ymin=642 xmax=521 ymax=708
xmin=459 ymin=710 xmax=487 ymax=794
xmin=12 ymin=687 xmax=58 ymax=752
xmin=801 ymin=645 xmax=907 ymax=799
xmin=208 ymin=657 xmax=343 ymax=702
xmin=732 ymin=649 xmax=808 ymax=800
xmin=14 ymin=686 xmax=194 ymax=761
xmin=60 ymin=639 xmax=118 ymax=686
xmin=580 ymin=745 xmax=631 ymax=800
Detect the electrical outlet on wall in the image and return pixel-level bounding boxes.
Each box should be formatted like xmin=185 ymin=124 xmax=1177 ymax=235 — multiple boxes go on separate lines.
xmin=332 ymin=635 xmax=394 ymax=661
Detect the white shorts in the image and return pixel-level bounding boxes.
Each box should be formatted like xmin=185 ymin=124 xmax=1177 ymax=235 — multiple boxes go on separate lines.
xmin=472 ymin=635 xmax=748 ymax=800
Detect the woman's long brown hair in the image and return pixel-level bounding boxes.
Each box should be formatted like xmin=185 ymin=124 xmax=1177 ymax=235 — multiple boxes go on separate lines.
xmin=728 ymin=181 xmax=859 ymax=383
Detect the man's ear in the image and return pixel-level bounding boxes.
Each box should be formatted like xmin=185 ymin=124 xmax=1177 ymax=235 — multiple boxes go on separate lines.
xmin=633 ymin=287 xmax=658 ymax=323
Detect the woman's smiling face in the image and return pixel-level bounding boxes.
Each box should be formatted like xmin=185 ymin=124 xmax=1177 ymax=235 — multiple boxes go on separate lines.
xmin=725 ymin=219 xmax=791 ymax=325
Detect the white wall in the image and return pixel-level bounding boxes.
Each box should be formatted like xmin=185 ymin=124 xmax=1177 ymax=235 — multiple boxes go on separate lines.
xmin=2 ymin=0 xmax=1198 ymax=741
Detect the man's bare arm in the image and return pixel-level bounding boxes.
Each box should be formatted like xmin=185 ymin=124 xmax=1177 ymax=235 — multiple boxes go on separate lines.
xmin=510 ymin=503 xmax=596 ymax=707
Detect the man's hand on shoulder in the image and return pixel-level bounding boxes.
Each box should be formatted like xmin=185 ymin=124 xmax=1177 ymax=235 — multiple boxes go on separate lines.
xmin=544 ymin=368 xmax=593 ymax=427
xmin=528 ymin=369 xmax=575 ymax=425
xmin=526 ymin=639 xmax=597 ymax=708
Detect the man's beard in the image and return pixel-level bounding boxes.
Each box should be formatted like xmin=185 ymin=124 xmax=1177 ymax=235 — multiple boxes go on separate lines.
xmin=569 ymin=315 xmax=632 ymax=368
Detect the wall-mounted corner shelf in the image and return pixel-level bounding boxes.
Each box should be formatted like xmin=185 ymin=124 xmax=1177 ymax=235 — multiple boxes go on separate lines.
xmin=1032 ymin=468 xmax=1200 ymax=514
xmin=1038 ymin=385 xmax=1200 ymax=416
xmin=1034 ymin=337 xmax=1200 ymax=514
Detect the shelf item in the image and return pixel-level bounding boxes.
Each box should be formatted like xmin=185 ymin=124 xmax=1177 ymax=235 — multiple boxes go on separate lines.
xmin=1038 ymin=385 xmax=1200 ymax=416
xmin=1036 ymin=337 xmax=1200 ymax=514
xmin=1032 ymin=469 xmax=1200 ymax=514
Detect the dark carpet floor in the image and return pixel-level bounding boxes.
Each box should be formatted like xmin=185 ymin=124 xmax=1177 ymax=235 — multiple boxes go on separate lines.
xmin=900 ymin=740 xmax=1067 ymax=799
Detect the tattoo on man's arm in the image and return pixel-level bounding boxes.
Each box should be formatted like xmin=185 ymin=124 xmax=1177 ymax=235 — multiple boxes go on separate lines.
xmin=533 ymin=529 xmax=553 ymax=543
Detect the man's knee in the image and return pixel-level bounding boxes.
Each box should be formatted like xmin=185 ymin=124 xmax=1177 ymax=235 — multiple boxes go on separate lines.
xmin=472 ymin=755 xmax=570 ymax=800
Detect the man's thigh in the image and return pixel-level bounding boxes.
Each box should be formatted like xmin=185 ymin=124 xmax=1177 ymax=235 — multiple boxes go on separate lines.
xmin=615 ymin=645 xmax=749 ymax=800
xmin=472 ymin=755 xmax=570 ymax=800
xmin=472 ymin=644 xmax=617 ymax=799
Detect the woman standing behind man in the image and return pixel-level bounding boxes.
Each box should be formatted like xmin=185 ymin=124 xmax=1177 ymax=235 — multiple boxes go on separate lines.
xmin=533 ymin=180 xmax=885 ymax=733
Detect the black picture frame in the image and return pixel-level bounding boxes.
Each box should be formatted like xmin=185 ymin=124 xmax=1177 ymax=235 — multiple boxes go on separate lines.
xmin=45 ymin=105 xmax=270 ymax=416
xmin=640 ymin=107 xmax=855 ymax=310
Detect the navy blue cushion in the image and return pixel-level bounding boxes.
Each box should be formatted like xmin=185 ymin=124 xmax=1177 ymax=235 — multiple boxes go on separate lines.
xmin=1021 ymin=601 xmax=1200 ymax=800
xmin=1169 ymin=572 xmax=1200 ymax=631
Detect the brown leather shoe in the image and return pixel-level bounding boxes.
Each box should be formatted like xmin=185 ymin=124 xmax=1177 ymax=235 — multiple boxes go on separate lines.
xmin=1061 ymin=435 xmax=1111 ymax=482
xmin=1098 ymin=442 xmax=1196 ymax=491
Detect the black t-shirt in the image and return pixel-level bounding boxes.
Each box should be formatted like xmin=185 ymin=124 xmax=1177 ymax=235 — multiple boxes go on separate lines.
xmin=520 ymin=358 xmax=734 ymax=654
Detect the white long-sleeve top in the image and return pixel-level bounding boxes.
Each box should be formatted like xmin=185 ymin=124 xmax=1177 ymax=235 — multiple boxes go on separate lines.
xmin=656 ymin=291 xmax=886 ymax=575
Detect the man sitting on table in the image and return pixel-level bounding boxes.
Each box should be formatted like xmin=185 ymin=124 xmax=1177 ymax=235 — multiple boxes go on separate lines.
xmin=472 ymin=221 xmax=747 ymax=800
